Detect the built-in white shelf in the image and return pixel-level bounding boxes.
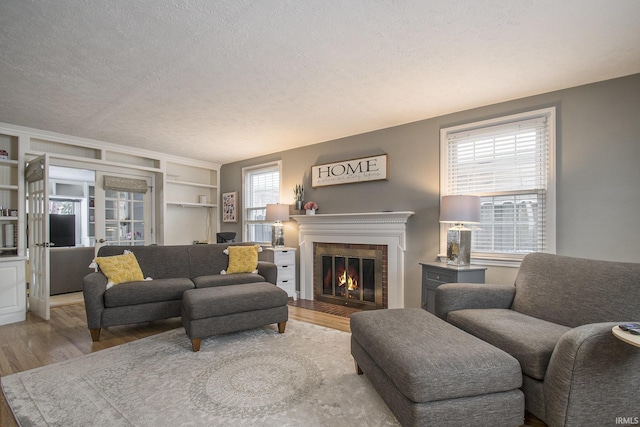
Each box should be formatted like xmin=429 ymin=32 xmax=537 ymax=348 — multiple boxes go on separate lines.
xmin=167 ymin=179 xmax=218 ymax=189
xmin=166 ymin=201 xmax=217 ymax=208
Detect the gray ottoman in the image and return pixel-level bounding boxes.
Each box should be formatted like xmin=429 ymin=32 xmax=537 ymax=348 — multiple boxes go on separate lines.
xmin=351 ymin=308 xmax=524 ymax=427
xmin=182 ymin=282 xmax=289 ymax=351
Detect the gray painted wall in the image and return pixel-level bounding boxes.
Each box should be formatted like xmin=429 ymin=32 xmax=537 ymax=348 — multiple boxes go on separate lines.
xmin=220 ymin=73 xmax=640 ymax=308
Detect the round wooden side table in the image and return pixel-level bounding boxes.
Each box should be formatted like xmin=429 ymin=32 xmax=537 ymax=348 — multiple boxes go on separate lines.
xmin=612 ymin=326 xmax=640 ymax=348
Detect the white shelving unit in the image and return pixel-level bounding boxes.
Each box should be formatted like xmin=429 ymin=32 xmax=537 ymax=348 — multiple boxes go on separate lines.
xmin=0 ymin=133 xmax=26 ymax=326
xmin=164 ymin=160 xmax=219 ymax=245
xmin=0 ymin=157 xmax=20 ymax=256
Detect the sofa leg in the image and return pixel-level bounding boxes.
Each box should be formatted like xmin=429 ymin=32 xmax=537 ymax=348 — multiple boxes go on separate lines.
xmin=191 ymin=338 xmax=201 ymax=352
xmin=278 ymin=321 xmax=287 ymax=334
xmin=355 ymin=361 xmax=363 ymax=375
xmin=90 ymin=328 xmax=101 ymax=342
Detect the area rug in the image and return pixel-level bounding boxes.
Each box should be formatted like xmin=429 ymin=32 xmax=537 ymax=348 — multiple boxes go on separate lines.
xmin=1 ymin=320 xmax=399 ymax=426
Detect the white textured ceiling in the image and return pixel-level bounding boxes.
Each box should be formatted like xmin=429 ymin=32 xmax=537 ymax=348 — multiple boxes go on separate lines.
xmin=1 ymin=1 xmax=639 ymax=164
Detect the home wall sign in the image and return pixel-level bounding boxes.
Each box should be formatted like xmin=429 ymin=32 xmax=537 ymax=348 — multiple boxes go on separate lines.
xmin=311 ymin=154 xmax=388 ymax=187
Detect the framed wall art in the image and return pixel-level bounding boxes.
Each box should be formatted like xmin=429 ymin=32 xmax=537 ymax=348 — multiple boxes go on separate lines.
xmin=311 ymin=154 xmax=388 ymax=187
xmin=222 ymin=191 xmax=238 ymax=223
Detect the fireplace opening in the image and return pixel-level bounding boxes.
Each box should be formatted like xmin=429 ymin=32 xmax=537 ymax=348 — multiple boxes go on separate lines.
xmin=314 ymin=243 xmax=386 ymax=309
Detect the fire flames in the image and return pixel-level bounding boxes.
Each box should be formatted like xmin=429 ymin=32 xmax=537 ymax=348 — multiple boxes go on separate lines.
xmin=338 ymin=270 xmax=358 ymax=291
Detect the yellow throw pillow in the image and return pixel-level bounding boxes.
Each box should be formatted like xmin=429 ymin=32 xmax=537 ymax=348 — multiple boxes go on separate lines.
xmin=95 ymin=252 xmax=144 ymax=285
xmin=223 ymin=245 xmax=260 ymax=274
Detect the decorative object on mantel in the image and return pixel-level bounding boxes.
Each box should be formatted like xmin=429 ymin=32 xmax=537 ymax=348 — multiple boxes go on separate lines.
xmin=222 ymin=192 xmax=238 ymax=223
xmin=304 ymin=201 xmax=318 ymax=215
xmin=311 ymin=154 xmax=388 ymax=188
xmin=266 ymin=204 xmax=289 ymax=247
xmin=293 ymin=184 xmax=304 ymax=210
xmin=439 ymin=195 xmax=481 ymax=266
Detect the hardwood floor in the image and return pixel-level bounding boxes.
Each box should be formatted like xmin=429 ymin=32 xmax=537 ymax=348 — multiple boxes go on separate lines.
xmin=0 ymin=300 xmax=544 ymax=426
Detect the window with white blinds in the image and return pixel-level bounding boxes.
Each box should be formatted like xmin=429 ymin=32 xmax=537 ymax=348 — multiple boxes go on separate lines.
xmin=440 ymin=108 xmax=556 ymax=261
xmin=242 ymin=161 xmax=281 ymax=243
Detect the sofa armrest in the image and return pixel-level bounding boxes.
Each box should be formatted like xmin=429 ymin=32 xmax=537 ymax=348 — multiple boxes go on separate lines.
xmin=257 ymin=261 xmax=277 ymax=285
xmin=435 ymin=283 xmax=516 ymax=320
xmin=82 ymin=272 xmax=108 ymax=329
xmin=544 ymin=322 xmax=640 ymax=427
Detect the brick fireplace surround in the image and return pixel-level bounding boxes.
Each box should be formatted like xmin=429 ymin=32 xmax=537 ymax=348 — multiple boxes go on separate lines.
xmin=291 ymin=212 xmax=414 ymax=309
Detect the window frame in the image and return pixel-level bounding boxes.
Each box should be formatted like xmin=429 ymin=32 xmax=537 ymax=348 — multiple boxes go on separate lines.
xmin=439 ymin=107 xmax=556 ymax=266
xmin=241 ymin=160 xmax=282 ymax=243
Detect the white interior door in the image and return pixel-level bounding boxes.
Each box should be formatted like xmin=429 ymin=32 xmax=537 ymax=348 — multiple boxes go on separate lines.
xmin=25 ymin=155 xmax=50 ymax=320
xmin=94 ymin=171 xmax=153 ymax=253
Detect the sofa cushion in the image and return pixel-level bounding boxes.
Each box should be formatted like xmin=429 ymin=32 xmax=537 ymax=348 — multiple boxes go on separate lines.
xmin=95 ymin=252 xmax=144 ymax=285
xmin=104 ymin=278 xmax=194 ymax=307
xmin=182 ymin=282 xmax=288 ymax=319
xmin=192 ymin=273 xmax=267 ymax=289
xmin=223 ymin=245 xmax=261 ymax=274
xmin=511 ymin=253 xmax=640 ymax=328
xmin=97 ymin=245 xmax=192 ymax=279
xmin=186 ymin=243 xmax=262 ymax=278
xmin=447 ymin=308 xmax=570 ymax=380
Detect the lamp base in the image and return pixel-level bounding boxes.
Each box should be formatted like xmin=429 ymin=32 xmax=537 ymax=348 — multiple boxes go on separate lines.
xmin=271 ymin=222 xmax=285 ymax=247
xmin=446 ymin=225 xmax=471 ymax=266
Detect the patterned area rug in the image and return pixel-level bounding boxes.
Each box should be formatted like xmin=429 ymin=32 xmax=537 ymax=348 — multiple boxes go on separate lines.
xmin=2 ymin=320 xmax=399 ymax=426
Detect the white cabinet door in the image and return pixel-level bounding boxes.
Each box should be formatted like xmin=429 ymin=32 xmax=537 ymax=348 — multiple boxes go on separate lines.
xmin=0 ymin=258 xmax=27 ymax=325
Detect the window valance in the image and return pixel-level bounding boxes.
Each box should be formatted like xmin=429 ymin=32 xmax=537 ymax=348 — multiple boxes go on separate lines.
xmin=103 ymin=175 xmax=148 ymax=194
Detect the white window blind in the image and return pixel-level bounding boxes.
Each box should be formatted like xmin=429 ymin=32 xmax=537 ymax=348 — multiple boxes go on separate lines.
xmin=242 ymin=162 xmax=281 ymax=242
xmin=441 ymin=108 xmax=555 ymax=260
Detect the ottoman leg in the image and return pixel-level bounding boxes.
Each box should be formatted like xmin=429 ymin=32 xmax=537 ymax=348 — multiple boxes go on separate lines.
xmin=355 ymin=360 xmax=363 ymax=375
xmin=278 ymin=321 xmax=287 ymax=333
xmin=191 ymin=338 xmax=201 ymax=352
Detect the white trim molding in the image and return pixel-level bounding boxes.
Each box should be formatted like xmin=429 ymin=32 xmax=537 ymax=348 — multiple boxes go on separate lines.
xmin=291 ymin=211 xmax=414 ymax=308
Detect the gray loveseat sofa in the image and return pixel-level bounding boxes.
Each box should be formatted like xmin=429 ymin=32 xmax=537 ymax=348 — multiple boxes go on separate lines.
xmin=436 ymin=253 xmax=640 ymax=427
xmin=83 ymin=243 xmax=277 ymax=342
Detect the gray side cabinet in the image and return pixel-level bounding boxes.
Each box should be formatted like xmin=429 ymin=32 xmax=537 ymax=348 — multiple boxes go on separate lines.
xmin=420 ymin=262 xmax=487 ymax=314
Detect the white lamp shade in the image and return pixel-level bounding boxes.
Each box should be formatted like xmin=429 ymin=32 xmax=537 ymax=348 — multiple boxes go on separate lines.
xmin=440 ymin=195 xmax=481 ymax=224
xmin=266 ymin=204 xmax=289 ymax=222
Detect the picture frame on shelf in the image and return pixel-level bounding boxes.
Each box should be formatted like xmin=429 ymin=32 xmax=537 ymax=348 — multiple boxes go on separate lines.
xmin=222 ymin=191 xmax=238 ymax=223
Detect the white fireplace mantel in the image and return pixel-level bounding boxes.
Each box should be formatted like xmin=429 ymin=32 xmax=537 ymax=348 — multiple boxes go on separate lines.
xmin=291 ymin=211 xmax=414 ymax=308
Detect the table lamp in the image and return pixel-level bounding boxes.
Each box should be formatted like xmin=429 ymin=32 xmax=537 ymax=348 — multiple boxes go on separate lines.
xmin=266 ymin=204 xmax=289 ymax=247
xmin=439 ymin=195 xmax=481 ymax=266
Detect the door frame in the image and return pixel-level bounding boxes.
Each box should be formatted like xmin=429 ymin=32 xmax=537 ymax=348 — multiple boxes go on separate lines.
xmin=48 ymin=159 xmax=156 ymax=249
xmin=94 ymin=170 xmax=154 ymax=252
xmin=25 ymin=157 xmax=156 ymax=320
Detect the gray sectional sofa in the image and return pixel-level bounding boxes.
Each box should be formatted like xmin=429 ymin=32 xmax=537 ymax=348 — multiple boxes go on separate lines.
xmin=436 ymin=253 xmax=640 ymax=427
xmin=82 ymin=243 xmax=278 ymax=341
xmin=50 ymin=246 xmax=95 ymax=295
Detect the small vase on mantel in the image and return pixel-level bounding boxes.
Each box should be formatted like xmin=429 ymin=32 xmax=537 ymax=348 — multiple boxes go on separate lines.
xmin=296 ymin=200 xmax=304 ymax=210
xmin=304 ymin=201 xmax=318 ymax=215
